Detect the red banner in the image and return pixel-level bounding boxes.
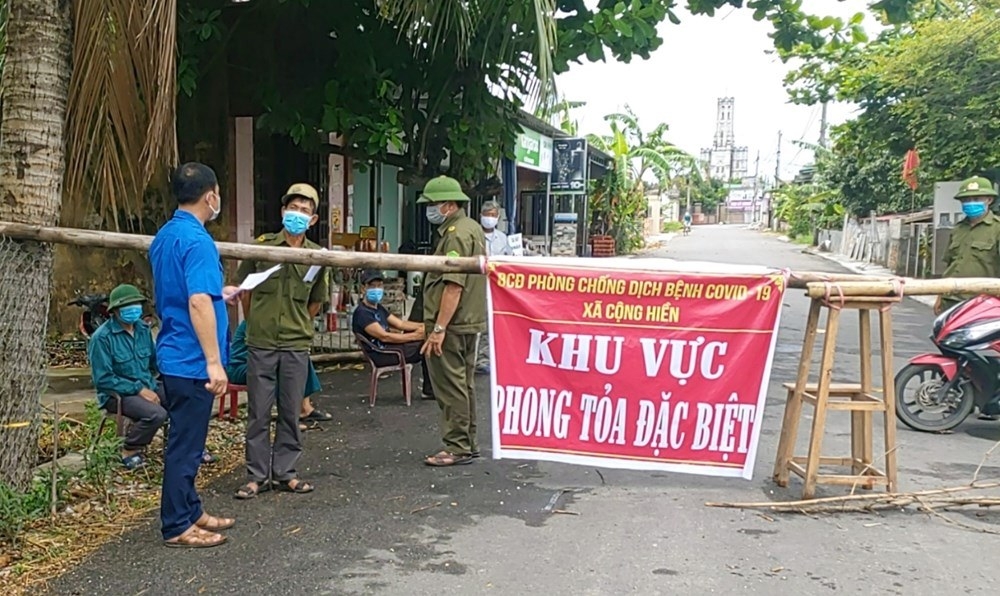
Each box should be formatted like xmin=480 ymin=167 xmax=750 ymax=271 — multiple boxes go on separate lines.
xmin=487 ymin=258 xmax=787 ymax=479
xmin=902 ymin=149 xmax=920 ymax=191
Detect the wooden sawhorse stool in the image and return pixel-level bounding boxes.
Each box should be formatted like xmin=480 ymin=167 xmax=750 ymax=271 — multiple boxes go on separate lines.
xmin=772 ymin=295 xmax=898 ymax=499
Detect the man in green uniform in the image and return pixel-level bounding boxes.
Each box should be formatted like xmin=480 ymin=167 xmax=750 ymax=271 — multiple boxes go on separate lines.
xmin=937 ymin=176 xmax=1000 ymax=314
xmin=417 ymin=176 xmax=487 ymax=467
xmin=234 ymin=183 xmax=328 ymax=498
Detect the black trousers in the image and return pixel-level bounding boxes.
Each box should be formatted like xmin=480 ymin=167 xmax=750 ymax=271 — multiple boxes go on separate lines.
xmin=371 ymin=341 xmax=432 ymax=395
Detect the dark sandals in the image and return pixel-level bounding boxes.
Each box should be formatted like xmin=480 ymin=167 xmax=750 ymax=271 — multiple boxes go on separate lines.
xmin=300 ymin=409 xmax=333 ymax=423
xmin=234 ymin=480 xmax=271 ymax=500
xmin=277 ymin=479 xmax=314 ymax=494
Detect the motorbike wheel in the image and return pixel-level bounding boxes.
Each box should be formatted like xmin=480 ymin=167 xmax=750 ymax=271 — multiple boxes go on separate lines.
xmin=894 ymin=363 xmax=975 ymax=432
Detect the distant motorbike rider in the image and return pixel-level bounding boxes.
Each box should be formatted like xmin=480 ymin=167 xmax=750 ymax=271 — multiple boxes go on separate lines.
xmin=936 ymin=176 xmax=1000 ymax=315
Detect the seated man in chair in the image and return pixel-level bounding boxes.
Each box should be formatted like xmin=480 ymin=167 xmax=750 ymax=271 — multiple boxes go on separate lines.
xmin=352 ymin=270 xmax=434 ymax=399
xmin=88 ymin=284 xmax=168 ymax=470
xmin=90 ymin=284 xmax=216 ymax=470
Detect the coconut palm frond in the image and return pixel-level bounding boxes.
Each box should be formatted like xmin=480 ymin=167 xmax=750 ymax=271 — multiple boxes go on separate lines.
xmin=64 ymin=0 xmax=177 ymax=230
xmin=135 ymin=0 xmax=178 ymax=184
xmin=379 ymin=0 xmax=474 ymax=59
xmin=528 ymin=0 xmax=557 ymax=101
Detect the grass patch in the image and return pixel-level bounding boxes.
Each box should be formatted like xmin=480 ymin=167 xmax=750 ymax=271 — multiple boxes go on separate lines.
xmin=792 ymin=232 xmax=814 ymax=245
xmin=0 ymin=402 xmax=247 ymax=593
xmin=661 ymin=221 xmax=684 ymax=233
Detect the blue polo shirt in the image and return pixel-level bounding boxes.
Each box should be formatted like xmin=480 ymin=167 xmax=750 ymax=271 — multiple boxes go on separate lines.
xmin=149 ymin=209 xmax=229 ymax=379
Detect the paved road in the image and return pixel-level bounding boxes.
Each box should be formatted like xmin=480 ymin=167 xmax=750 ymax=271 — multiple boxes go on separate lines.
xmin=49 ymin=226 xmax=999 ymax=595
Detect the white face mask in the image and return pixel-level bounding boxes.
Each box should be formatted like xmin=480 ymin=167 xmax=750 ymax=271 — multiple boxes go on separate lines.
xmin=481 ymin=215 xmax=499 ymax=230
xmin=208 ymin=192 xmax=221 ymax=221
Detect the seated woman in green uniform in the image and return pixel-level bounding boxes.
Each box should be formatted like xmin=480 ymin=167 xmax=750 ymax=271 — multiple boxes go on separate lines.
xmin=226 ymin=320 xmax=329 ymax=429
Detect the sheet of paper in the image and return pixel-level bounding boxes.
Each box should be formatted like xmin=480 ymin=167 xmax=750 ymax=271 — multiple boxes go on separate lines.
xmin=239 ymin=264 xmax=282 ymax=291
xmin=303 ymin=248 xmax=327 ymax=282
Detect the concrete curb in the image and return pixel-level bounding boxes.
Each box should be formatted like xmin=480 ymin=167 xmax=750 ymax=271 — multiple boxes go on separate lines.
xmin=802 ymin=248 xmax=936 ymax=308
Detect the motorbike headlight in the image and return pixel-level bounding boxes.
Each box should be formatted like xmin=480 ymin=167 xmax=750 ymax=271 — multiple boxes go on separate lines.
xmin=941 ymin=319 xmax=1000 ymax=348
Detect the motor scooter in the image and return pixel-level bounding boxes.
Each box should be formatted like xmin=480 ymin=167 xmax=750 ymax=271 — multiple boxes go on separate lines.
xmin=895 ymin=295 xmax=1000 ymax=432
xmin=68 ymin=293 xmax=110 ymax=338
xmin=67 ymin=292 xmax=159 ymax=339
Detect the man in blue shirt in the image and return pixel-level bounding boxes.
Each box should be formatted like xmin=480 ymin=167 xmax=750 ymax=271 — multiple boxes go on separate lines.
xmin=88 ymin=284 xmax=165 ymax=470
xmin=149 ymin=162 xmax=238 ymax=549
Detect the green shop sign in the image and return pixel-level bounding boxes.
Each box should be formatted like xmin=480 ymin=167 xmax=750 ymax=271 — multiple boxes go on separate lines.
xmin=514 ymin=127 xmax=553 ymax=173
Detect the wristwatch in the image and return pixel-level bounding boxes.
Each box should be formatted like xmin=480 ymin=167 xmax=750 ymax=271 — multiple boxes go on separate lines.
xmin=432 ymin=324 xmax=446 ymax=334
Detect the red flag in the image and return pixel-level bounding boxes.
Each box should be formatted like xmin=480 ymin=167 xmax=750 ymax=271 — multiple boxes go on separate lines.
xmin=902 ymin=149 xmax=920 ymax=191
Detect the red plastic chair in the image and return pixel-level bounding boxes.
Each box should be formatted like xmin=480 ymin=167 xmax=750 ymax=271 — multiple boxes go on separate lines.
xmin=354 ymin=333 xmax=412 ymax=407
xmin=219 ymin=384 xmax=245 ymax=420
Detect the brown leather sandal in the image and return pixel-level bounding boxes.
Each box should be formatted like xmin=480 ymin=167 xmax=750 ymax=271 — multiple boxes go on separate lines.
xmin=196 ymin=513 xmax=235 ymax=531
xmin=164 ymin=526 xmax=227 ymax=549
xmin=424 ymin=451 xmax=474 ymax=467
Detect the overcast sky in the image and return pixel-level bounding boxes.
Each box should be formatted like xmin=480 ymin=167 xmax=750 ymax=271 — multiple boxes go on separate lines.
xmin=555 ymin=0 xmax=872 ymax=182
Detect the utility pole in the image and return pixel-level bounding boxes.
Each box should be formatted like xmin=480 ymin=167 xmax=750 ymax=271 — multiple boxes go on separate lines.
xmin=752 ymin=151 xmax=760 ymax=223
xmin=819 ymin=102 xmax=829 ymax=149
xmin=774 ymin=130 xmax=782 ymax=186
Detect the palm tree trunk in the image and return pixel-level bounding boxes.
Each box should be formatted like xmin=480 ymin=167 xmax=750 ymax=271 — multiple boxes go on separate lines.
xmin=0 ymin=0 xmax=72 ymax=490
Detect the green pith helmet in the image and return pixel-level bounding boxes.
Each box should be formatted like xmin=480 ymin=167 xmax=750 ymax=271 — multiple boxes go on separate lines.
xmin=107 ymin=284 xmax=147 ymax=310
xmin=954 ymin=176 xmax=999 ymax=199
xmin=416 ymin=176 xmax=470 ymax=204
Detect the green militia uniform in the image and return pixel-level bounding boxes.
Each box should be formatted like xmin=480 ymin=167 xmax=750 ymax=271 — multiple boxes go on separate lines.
xmin=236 ymin=231 xmax=328 ymax=485
xmin=423 ymin=211 xmax=487 ymax=456
xmin=940 ymin=211 xmax=1000 ymax=311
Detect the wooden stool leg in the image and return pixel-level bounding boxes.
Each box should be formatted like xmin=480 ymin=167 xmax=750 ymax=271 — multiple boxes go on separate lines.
xmin=803 ymin=305 xmax=841 ymax=499
xmin=853 ymin=308 xmax=875 ymax=486
xmin=879 ymin=308 xmax=898 ymax=492
xmin=774 ymin=298 xmax=823 ymax=485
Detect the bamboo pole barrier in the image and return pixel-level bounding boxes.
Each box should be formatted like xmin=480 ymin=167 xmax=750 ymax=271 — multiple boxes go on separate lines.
xmin=0 ymin=221 xmax=948 ymax=291
xmin=806 ymin=279 xmax=1000 ymax=298
xmin=0 ymin=221 xmax=483 ymax=273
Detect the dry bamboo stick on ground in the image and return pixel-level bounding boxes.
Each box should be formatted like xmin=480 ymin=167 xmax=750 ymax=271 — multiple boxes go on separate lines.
xmin=705 ymin=482 xmax=1000 ymax=512
xmin=310 ymin=351 xmax=364 ymax=364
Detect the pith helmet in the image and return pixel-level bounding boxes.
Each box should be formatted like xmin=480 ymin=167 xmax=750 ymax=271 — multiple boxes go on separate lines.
xmin=281 ymin=183 xmax=319 ymax=207
xmin=416 ymin=176 xmax=470 ymax=204
xmin=954 ymin=176 xmax=998 ymax=199
xmin=108 ymin=284 xmax=146 ymax=311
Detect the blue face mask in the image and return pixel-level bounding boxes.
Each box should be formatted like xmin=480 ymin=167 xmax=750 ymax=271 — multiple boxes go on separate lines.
xmin=365 ymin=288 xmax=384 ymax=304
xmin=118 ymin=304 xmax=143 ymax=324
xmin=282 ymin=211 xmax=312 ymax=236
xmin=962 ymin=201 xmax=988 ymax=219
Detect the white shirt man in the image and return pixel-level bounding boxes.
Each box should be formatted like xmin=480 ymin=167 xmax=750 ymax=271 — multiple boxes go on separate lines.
xmin=480 ymin=201 xmax=512 ymax=257
xmin=476 ymin=201 xmax=509 ymax=374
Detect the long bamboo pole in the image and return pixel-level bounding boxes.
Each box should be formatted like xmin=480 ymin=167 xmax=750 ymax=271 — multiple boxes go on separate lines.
xmin=0 ymin=222 xmax=484 ymax=273
xmin=0 ymin=221 xmax=936 ymax=291
xmin=806 ymin=279 xmax=1000 ymax=298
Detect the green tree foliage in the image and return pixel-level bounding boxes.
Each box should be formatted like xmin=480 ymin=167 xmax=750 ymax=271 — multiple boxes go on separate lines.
xmin=170 ymin=0 xmax=925 ymax=192
xmin=684 ymin=175 xmax=729 ymax=213
xmin=781 ymin=1 xmax=1000 ymax=215
xmin=585 ymin=107 xmax=693 ymax=252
